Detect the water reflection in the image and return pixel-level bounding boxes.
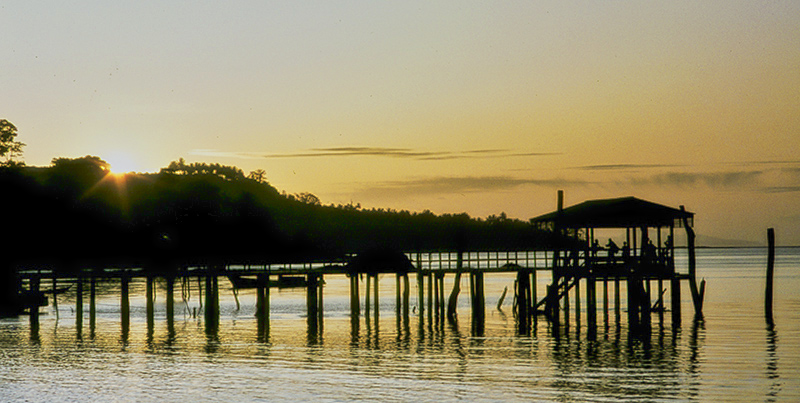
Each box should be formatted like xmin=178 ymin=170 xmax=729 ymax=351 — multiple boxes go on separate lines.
xmin=766 ymin=323 xmax=780 ymax=402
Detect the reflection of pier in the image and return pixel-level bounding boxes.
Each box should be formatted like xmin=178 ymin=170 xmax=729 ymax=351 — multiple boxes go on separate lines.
xmin=16 ymin=194 xmax=704 ymax=340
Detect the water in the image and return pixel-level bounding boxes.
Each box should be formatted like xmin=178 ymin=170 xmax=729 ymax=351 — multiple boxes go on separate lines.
xmin=1 ymin=248 xmax=799 ymax=402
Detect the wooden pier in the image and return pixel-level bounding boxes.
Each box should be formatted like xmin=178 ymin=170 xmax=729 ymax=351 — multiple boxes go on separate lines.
xmin=14 ymin=195 xmax=705 ymax=339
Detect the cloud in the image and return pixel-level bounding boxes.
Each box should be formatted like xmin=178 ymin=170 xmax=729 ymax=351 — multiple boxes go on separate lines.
xmin=190 ymin=147 xmax=560 ymax=161
xmin=574 ymin=163 xmax=684 ymax=171
xmin=628 ymin=171 xmax=763 ymax=188
xmin=763 ymin=186 xmax=800 ymax=193
xmin=356 ymin=175 xmax=591 ymax=197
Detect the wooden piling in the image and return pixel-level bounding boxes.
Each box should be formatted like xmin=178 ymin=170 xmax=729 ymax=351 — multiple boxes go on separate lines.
xmin=166 ymin=276 xmax=175 ymax=322
xmin=446 ymin=251 xmax=463 ymax=321
xmin=29 ymin=276 xmax=40 ymax=328
xmin=373 ymin=274 xmax=379 ymax=321
xmin=475 ymin=271 xmax=485 ymax=322
xmin=416 ymin=263 xmax=424 ymax=316
xmin=681 ymin=205 xmax=704 ymax=317
xmin=121 ymin=275 xmax=130 ymax=335
xmin=317 ymin=274 xmax=324 ymax=326
xmin=587 ymin=276 xmax=597 ymax=331
xmin=602 ymin=277 xmax=609 ymax=324
xmin=89 ymin=276 xmax=96 ymax=335
xmin=427 ymin=272 xmax=433 ymax=323
xmin=516 ymin=268 xmax=531 ymax=334
xmin=574 ymin=276 xmax=581 ymax=324
xmin=75 ymin=276 xmax=83 ymax=332
xmin=349 ymin=273 xmax=360 ymax=319
xmin=614 ymin=277 xmax=621 ymax=321
xmin=306 ymin=273 xmax=318 ymax=323
xmin=626 ymin=277 xmax=639 ymax=332
xmin=670 ymin=276 xmax=681 ymax=327
xmin=365 ymin=274 xmax=371 ymax=318
xmin=563 ymin=275 xmax=570 ymax=327
xmin=147 ymin=276 xmax=155 ymax=330
xmin=765 ymin=228 xmax=775 ymax=325
xmin=403 ymin=273 xmax=410 ymax=319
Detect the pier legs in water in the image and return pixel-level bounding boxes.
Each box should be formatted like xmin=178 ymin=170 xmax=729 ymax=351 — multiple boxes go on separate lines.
xmin=256 ymin=274 xmax=270 ymax=341
xmin=204 ymin=274 xmax=219 ymax=334
xmin=515 ymin=268 xmax=532 ymax=335
xmin=306 ymin=273 xmax=323 ymax=342
xmin=121 ymin=276 xmax=130 ymax=339
xmin=75 ymin=276 xmax=83 ymax=336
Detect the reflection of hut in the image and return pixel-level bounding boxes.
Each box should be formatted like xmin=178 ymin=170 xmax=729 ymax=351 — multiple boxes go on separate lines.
xmin=530 ymin=194 xmax=702 ymax=331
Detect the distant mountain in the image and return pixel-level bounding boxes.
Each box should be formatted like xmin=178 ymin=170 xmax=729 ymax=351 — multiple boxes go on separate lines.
xmin=696 ymin=234 xmax=761 ymax=248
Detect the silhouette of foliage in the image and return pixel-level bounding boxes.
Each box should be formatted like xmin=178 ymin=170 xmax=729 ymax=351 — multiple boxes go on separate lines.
xmin=1 ymin=158 xmax=560 ymax=280
xmin=0 ymin=119 xmax=25 ymax=166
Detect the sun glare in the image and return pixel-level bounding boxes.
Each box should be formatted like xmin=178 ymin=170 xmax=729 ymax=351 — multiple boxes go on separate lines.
xmin=105 ymin=151 xmax=139 ymax=174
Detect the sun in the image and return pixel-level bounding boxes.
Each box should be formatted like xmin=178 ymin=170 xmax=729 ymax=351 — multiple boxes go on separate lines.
xmin=104 ymin=151 xmax=139 ymax=174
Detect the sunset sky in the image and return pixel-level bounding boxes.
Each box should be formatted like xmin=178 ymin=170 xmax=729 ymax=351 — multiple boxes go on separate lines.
xmin=2 ymin=1 xmax=799 ymax=245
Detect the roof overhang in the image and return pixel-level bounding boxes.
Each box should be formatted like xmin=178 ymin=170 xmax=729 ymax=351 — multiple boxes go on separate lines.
xmin=530 ymin=197 xmax=693 ymax=229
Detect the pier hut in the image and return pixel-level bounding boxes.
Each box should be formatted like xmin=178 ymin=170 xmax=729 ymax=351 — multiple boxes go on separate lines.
xmin=530 ymin=195 xmax=700 ymax=332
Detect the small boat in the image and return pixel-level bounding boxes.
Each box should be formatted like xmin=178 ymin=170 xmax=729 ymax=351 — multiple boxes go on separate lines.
xmin=227 ymin=274 xmax=308 ymax=289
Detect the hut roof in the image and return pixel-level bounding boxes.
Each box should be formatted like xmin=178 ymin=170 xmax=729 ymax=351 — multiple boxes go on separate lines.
xmin=530 ymin=197 xmax=693 ymax=229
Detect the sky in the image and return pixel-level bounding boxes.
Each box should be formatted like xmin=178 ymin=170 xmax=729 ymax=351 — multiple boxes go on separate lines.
xmin=2 ymin=1 xmax=799 ymax=245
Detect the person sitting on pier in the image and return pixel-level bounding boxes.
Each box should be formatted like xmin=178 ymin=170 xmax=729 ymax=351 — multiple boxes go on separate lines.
xmin=642 ymin=240 xmax=657 ymax=266
xmin=621 ymin=242 xmax=630 ymax=263
xmin=606 ymin=239 xmax=619 ymax=264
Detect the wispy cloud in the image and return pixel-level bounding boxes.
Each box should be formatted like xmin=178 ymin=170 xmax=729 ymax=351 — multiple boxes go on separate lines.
xmin=629 ymin=171 xmax=763 ymax=188
xmin=574 ymin=163 xmax=684 ymax=171
xmin=190 ymin=147 xmax=560 ymax=161
xmin=356 ymin=175 xmax=591 ymax=196
xmin=763 ymin=186 xmax=800 ymax=193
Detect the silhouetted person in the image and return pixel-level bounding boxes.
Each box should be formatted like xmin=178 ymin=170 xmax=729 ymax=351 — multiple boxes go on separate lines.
xmin=643 ymin=240 xmax=657 ymax=265
xmin=606 ymin=239 xmax=619 ymax=263
xmin=621 ymin=242 xmax=630 ymax=263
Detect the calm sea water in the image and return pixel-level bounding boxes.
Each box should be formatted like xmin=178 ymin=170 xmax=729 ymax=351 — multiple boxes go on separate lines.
xmin=1 ymin=248 xmax=798 ymax=402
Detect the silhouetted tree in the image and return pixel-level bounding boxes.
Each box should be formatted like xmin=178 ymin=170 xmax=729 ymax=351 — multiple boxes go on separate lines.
xmin=0 ymin=119 xmax=25 ymax=166
xmin=248 ymin=169 xmax=267 ymax=183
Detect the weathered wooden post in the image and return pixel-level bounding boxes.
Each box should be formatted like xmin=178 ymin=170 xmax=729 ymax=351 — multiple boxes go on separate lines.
xmin=681 ymin=206 xmax=704 ymax=318
xmin=433 ymin=271 xmax=440 ymax=320
xmin=166 ymin=275 xmax=175 ymax=323
xmin=563 ymin=276 xmax=570 ymax=327
xmin=146 ymin=276 xmax=155 ymax=331
xmin=396 ymin=273 xmax=402 ymax=317
xmin=256 ymin=273 xmax=269 ymax=340
xmin=476 ymin=271 xmax=485 ymax=322
xmin=427 ymin=271 xmax=433 ymax=324
xmin=373 ymin=274 xmax=379 ymax=322
xmin=587 ymin=275 xmax=597 ymax=332
xmin=306 ymin=273 xmax=318 ymax=325
xmin=121 ymin=275 xmax=130 ymax=337
xmin=318 ymin=274 xmax=324 ymax=325
xmin=765 ymin=228 xmax=775 ymax=326
xmin=531 ymin=267 xmax=537 ymax=324
xmin=516 ymin=268 xmax=531 ymax=334
xmin=403 ymin=273 xmax=410 ymax=319
xmin=89 ymin=275 xmax=96 ymax=335
xmin=204 ymin=272 xmax=219 ymax=332
xmin=416 ymin=260 xmax=424 ymax=317
xmin=626 ymin=277 xmax=639 ymax=332
xmin=29 ymin=276 xmax=40 ymax=330
xmin=365 ymin=273 xmax=371 ymax=319
xmin=671 ymin=276 xmax=681 ymax=328
xmin=446 ymin=251 xmax=464 ymax=321
xmin=349 ymin=272 xmax=360 ymax=320
xmin=602 ymin=277 xmax=609 ymax=326
xmin=614 ymin=277 xmax=621 ymax=321
xmin=75 ymin=275 xmax=83 ymax=334
xmin=574 ymin=276 xmax=581 ymax=324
